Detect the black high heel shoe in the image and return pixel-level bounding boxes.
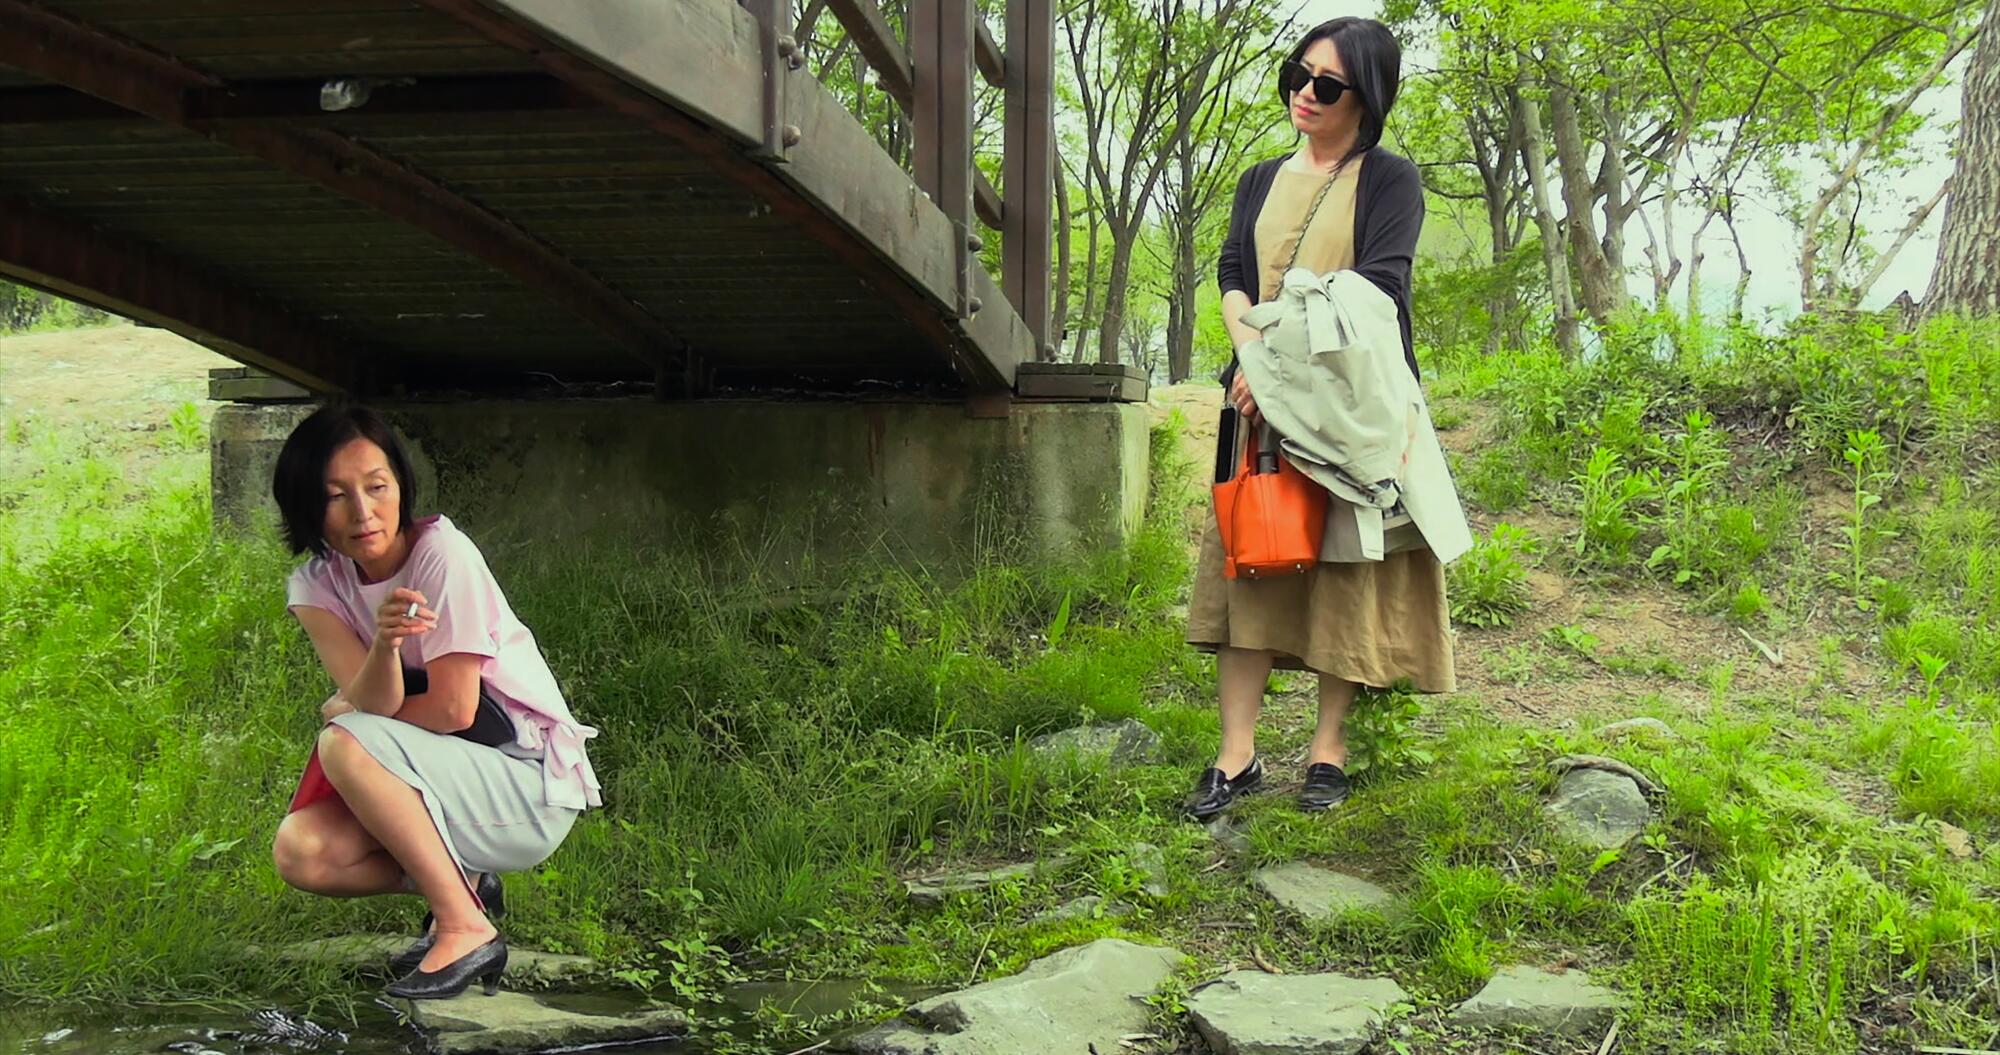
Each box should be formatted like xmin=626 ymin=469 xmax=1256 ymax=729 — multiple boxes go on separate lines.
xmin=385 ymin=936 xmax=508 ymax=1000
xmin=388 ymin=873 xmax=506 ymax=976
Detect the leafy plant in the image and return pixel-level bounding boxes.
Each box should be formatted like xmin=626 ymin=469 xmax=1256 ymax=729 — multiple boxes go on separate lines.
xmin=1346 ymin=684 xmax=1434 ymax=777
xmin=167 ymin=402 xmax=205 ymax=451
xmin=1834 ymin=429 xmax=1896 ymax=609
xmin=1575 ymin=446 xmax=1659 ymax=565
xmin=1448 ymin=523 xmax=1538 ymax=628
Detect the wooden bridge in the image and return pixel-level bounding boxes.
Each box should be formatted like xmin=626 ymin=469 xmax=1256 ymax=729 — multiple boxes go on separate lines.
xmin=0 ymin=0 xmax=1059 ymax=399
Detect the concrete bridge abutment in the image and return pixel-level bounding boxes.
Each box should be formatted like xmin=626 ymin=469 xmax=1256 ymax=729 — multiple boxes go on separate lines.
xmin=211 ymin=397 xmax=1150 ymax=573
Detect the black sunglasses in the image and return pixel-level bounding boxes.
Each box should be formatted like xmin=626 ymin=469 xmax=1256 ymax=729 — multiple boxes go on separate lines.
xmin=1279 ymin=60 xmax=1355 ymax=107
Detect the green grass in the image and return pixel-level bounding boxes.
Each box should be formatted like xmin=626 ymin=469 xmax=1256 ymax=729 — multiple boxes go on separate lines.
xmin=4 ymin=313 xmax=2000 ymax=1052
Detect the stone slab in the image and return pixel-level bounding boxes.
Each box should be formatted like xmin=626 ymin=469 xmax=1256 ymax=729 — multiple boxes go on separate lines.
xmin=844 ymin=938 xmax=1183 ymax=1055
xmin=1253 ymin=863 xmax=1395 ymax=922
xmin=1188 ymin=970 xmax=1409 ymax=1055
xmin=1028 ymin=895 xmax=1133 ymax=925
xmin=402 ymin=990 xmax=687 ymax=1055
xmin=1026 ymin=718 xmax=1161 ymax=769
xmin=1448 ymin=964 xmax=1622 ymax=1036
xmin=906 ymin=855 xmax=1074 ymax=906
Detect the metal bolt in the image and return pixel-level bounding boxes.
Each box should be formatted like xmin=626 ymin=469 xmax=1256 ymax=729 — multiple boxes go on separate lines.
xmin=967 ymin=296 xmax=983 ymax=315
xmin=781 ymin=124 xmax=802 ymax=147
xmin=776 ymin=35 xmax=798 ymax=57
xmin=967 ymin=233 xmax=984 ymax=252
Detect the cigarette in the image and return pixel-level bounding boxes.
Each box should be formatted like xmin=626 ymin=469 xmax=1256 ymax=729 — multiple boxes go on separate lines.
xmin=407 ymin=601 xmax=421 ymax=619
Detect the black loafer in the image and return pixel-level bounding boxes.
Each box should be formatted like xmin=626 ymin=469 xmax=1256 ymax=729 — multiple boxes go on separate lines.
xmin=1298 ymin=762 xmax=1351 ymax=812
xmin=1185 ymin=756 xmax=1264 ymax=820
xmin=390 ymin=872 xmax=506 ymax=976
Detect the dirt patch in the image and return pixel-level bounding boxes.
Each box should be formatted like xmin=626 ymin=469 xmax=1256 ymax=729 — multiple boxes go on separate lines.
xmin=1 ymin=323 xmax=233 ymax=430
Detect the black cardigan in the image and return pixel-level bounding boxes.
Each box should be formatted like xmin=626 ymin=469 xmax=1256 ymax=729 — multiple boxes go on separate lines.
xmin=1217 ymin=146 xmax=1425 ymax=381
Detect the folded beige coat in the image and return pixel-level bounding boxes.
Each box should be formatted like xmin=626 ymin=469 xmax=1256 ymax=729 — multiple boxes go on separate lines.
xmin=1236 ymin=267 xmax=1474 ymax=564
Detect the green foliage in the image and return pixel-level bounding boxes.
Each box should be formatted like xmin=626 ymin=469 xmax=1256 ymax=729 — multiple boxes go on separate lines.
xmin=1345 ymin=685 xmax=1434 ymax=779
xmin=1448 ymin=522 xmax=1537 ymax=628
xmin=1574 ymin=446 xmax=1660 ymax=566
xmin=1835 ymin=429 xmax=1896 ymax=609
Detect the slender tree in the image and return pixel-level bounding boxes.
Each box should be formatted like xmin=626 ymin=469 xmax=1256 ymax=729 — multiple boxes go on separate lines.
xmin=1926 ymin=0 xmax=2000 ymax=317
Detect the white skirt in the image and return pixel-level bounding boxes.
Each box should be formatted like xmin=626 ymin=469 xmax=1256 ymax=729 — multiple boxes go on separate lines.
xmin=330 ymin=712 xmax=578 ymax=881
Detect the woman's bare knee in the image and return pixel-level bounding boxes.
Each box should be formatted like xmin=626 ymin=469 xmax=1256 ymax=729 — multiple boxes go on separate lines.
xmin=272 ymin=814 xmax=327 ymax=891
xmin=316 ymin=723 xmax=365 ymax=779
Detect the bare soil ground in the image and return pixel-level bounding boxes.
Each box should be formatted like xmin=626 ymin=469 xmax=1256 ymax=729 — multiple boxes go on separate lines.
xmin=1149 ymin=383 xmax=1891 ymax=737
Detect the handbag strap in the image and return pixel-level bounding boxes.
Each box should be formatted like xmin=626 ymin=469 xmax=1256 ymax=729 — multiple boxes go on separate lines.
xmin=1284 ymin=158 xmax=1347 ymax=272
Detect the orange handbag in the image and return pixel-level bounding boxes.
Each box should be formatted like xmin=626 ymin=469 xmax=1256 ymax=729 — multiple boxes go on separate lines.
xmin=1213 ymin=420 xmax=1328 ymax=579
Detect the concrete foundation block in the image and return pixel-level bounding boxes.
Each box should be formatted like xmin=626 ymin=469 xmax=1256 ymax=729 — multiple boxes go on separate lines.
xmin=211 ymin=399 xmax=1149 ymax=572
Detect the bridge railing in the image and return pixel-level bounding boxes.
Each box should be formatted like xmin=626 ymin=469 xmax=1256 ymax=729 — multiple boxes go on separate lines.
xmin=741 ymin=0 xmax=1054 ymax=360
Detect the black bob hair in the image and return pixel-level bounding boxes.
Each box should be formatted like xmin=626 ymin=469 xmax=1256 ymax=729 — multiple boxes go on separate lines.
xmin=270 ymin=404 xmax=418 ymax=558
xmin=1279 ymin=17 xmax=1403 ymax=164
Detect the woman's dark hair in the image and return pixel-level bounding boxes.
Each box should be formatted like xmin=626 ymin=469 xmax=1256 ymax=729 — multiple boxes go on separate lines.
xmin=1280 ymin=17 xmax=1402 ymax=162
xmin=271 ymin=403 xmax=418 ymax=557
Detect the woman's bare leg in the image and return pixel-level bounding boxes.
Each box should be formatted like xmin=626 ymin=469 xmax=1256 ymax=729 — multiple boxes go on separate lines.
xmin=272 ymin=798 xmax=405 ymax=896
xmin=1308 ymin=674 xmax=1359 ymax=767
xmin=317 ymin=725 xmax=496 ymax=972
xmin=1214 ymin=646 xmax=1276 ymax=775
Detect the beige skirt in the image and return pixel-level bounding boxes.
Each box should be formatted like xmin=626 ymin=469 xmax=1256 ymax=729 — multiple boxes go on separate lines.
xmin=1186 ymin=507 xmax=1457 ymax=692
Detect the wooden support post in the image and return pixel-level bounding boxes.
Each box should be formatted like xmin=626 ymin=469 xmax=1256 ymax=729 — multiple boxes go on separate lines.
xmin=911 ymin=0 xmax=976 ymax=318
xmin=744 ymin=0 xmax=798 ymax=160
xmin=1003 ymin=0 xmax=1054 ymax=356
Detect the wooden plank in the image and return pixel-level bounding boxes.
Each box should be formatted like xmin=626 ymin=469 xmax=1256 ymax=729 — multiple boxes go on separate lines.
xmin=0 ymin=194 xmax=368 ymax=394
xmin=1002 ymin=0 xmax=1053 ymax=353
xmin=0 ymin=0 xmax=685 ymax=376
xmin=973 ymin=18 xmax=1004 ymax=87
xmin=210 ymin=373 xmax=313 ymax=402
xmin=911 ymin=0 xmax=973 ymax=315
xmin=823 ymin=0 xmax=913 ymax=110
xmin=1014 ymin=362 xmax=1147 ymax=402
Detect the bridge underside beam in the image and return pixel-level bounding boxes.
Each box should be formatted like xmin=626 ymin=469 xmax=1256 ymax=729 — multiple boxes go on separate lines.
xmin=416 ymin=0 xmax=1027 ymax=393
xmin=0 ymin=195 xmax=371 ymax=394
xmin=0 ymin=76 xmax=602 ymax=127
xmin=0 ymin=0 xmax=683 ymax=379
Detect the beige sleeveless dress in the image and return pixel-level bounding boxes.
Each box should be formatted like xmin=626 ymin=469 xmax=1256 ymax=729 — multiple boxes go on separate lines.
xmin=1184 ymin=156 xmax=1456 ymax=692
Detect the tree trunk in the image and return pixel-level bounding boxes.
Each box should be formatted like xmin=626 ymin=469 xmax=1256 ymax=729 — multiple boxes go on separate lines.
xmin=1071 ymin=203 xmax=1099 ymax=362
xmin=1097 ymin=223 xmax=1134 ymax=364
xmin=1548 ymin=81 xmax=1625 ymax=325
xmin=1052 ymin=150 xmax=1072 ymax=362
xmin=1926 ymin=0 xmax=2000 ymax=318
xmin=1170 ymin=213 xmax=1196 ymax=382
xmin=1515 ymin=78 xmax=1581 ymax=357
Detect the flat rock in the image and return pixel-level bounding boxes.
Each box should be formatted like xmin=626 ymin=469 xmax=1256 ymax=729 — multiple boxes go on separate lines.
xmin=1027 ymin=719 xmax=1162 ymax=769
xmin=1448 ymin=964 xmax=1622 ymax=1036
xmin=1253 ymin=863 xmax=1394 ymax=921
xmin=402 ymin=991 xmax=687 ymax=1055
xmin=1549 ymin=754 xmax=1661 ymax=796
xmin=906 ymin=856 xmax=1072 ymax=906
xmin=1128 ymin=842 xmax=1170 ymax=899
xmin=1188 ymin=971 xmax=1409 ymax=1055
xmin=844 ymin=938 xmax=1183 ymax=1054
xmin=1545 ymin=769 xmax=1650 ymax=850
xmin=257 ymin=934 xmax=596 ymax=985
xmin=1593 ymin=717 xmax=1676 ymax=741
xmin=1204 ymin=817 xmax=1251 ymax=857
xmin=1029 ymin=895 xmax=1133 ymax=925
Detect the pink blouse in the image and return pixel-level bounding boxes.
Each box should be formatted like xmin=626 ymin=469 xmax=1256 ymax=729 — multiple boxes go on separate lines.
xmin=286 ymin=514 xmax=602 ymax=811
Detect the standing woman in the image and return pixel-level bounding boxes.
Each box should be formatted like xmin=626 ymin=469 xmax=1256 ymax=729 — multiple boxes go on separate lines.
xmin=268 ymin=405 xmax=601 ymax=998
xmin=1184 ymin=17 xmax=1452 ymax=818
